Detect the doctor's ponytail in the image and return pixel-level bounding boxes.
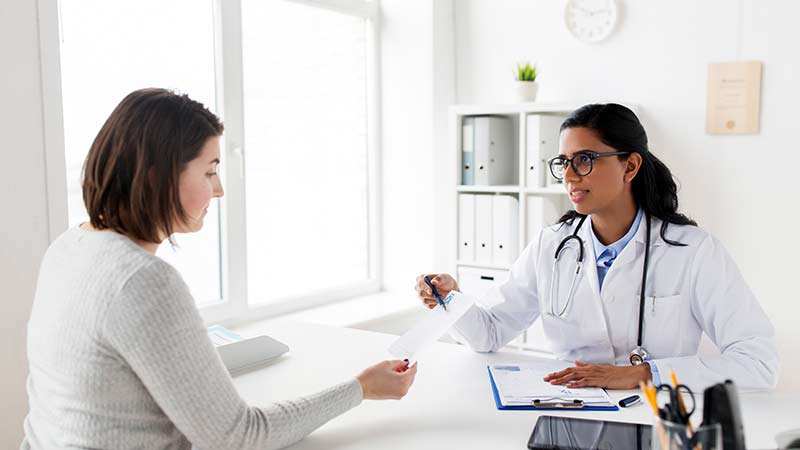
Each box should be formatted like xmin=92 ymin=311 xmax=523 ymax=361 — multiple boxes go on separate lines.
xmin=556 ymin=103 xmax=696 ymax=245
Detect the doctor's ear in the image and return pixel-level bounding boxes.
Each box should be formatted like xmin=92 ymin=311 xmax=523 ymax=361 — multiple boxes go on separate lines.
xmin=623 ymin=152 xmax=643 ymax=183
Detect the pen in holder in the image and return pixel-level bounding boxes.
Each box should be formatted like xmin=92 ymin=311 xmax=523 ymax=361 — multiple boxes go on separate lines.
xmin=652 ymin=417 xmax=721 ymax=450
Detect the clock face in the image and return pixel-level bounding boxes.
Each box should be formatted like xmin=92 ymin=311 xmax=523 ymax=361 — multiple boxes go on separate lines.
xmin=564 ymin=0 xmax=618 ymax=43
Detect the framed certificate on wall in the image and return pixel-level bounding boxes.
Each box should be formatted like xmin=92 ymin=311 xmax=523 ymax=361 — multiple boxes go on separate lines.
xmin=706 ymin=61 xmax=762 ymax=135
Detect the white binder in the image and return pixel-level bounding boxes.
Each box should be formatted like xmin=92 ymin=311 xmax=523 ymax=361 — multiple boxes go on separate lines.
xmin=456 ymin=266 xmax=510 ymax=306
xmin=474 ymin=116 xmax=514 ymax=186
xmin=492 ymin=195 xmax=519 ymax=266
xmin=458 ymin=194 xmax=476 ymax=261
xmin=461 ymin=118 xmax=475 ymax=185
xmin=526 ymin=196 xmax=568 ymax=244
xmin=474 ymin=195 xmax=494 ymax=264
xmin=526 ymin=114 xmax=563 ymax=188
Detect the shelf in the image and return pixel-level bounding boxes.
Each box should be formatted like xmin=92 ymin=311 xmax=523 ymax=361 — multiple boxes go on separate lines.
xmin=450 ymin=102 xmax=582 ymax=116
xmin=449 ymin=101 xmax=639 ymax=117
xmin=456 ymin=185 xmax=521 ymax=194
xmin=456 ymin=260 xmax=511 ymax=271
xmin=524 ymin=186 xmax=569 ymax=195
xmin=455 ymin=185 xmax=568 ymax=195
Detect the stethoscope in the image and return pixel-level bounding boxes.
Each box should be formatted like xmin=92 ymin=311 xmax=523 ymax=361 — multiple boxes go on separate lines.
xmin=547 ymin=213 xmax=653 ymax=366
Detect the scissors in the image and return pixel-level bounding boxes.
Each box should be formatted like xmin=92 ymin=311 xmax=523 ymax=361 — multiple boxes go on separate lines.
xmin=657 ymin=384 xmax=696 ymax=425
xmin=423 ymin=275 xmax=446 ymax=311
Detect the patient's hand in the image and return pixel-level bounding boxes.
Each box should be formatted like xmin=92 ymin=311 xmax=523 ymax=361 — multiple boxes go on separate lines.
xmin=356 ymin=360 xmax=418 ymax=400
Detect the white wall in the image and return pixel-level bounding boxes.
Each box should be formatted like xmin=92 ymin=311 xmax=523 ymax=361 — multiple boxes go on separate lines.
xmin=0 ymin=0 xmax=52 ymax=445
xmin=449 ymin=0 xmax=800 ymax=389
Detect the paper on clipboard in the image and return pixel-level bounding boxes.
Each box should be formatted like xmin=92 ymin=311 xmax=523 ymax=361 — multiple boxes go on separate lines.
xmin=489 ymin=364 xmax=614 ymax=407
xmin=388 ymin=291 xmax=475 ymax=363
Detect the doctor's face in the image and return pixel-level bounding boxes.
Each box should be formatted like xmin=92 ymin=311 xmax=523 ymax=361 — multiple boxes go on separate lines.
xmin=558 ymin=127 xmax=632 ymax=216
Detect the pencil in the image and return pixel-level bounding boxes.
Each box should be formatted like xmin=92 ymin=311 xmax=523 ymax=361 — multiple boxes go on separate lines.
xmin=640 ymin=381 xmax=668 ymax=449
xmin=669 ymin=370 xmax=695 ymax=434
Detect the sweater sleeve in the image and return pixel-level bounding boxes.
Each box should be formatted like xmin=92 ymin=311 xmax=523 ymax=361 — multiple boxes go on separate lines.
xmin=101 ymin=260 xmax=362 ymax=450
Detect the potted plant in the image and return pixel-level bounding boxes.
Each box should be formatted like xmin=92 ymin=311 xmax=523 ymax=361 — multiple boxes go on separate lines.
xmin=515 ymin=62 xmax=538 ymax=102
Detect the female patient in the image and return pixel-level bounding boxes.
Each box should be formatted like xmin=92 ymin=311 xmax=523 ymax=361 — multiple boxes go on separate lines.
xmin=21 ymin=88 xmax=416 ymax=450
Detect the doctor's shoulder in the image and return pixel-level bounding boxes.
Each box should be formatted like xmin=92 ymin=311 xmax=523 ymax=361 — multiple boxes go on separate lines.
xmin=653 ymin=218 xmax=732 ymax=264
xmin=508 ymin=220 xmax=569 ymax=273
xmin=521 ymin=217 xmax=582 ymax=261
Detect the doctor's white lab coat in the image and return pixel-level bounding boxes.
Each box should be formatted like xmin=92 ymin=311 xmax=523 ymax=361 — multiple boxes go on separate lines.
xmin=451 ymin=215 xmax=779 ymax=391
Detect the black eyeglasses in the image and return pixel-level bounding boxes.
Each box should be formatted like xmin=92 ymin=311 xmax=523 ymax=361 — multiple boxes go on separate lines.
xmin=548 ymin=151 xmax=631 ymax=180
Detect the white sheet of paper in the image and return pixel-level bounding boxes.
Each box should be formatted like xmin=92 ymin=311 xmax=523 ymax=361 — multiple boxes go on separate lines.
xmin=388 ymin=291 xmax=475 ymax=362
xmin=489 ymin=364 xmax=614 ymax=407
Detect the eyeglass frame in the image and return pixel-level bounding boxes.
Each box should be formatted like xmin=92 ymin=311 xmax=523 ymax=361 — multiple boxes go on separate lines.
xmin=548 ymin=150 xmax=632 ymax=180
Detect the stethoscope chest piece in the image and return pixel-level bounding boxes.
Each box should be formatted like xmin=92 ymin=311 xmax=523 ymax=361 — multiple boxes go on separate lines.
xmin=629 ymin=346 xmax=650 ymax=366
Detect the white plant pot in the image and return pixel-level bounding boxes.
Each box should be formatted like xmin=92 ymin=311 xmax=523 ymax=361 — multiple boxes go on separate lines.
xmin=516 ymin=81 xmax=538 ymax=102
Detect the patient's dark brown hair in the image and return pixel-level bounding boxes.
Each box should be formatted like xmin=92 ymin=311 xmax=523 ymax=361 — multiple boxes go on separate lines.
xmin=82 ymin=88 xmax=223 ymax=243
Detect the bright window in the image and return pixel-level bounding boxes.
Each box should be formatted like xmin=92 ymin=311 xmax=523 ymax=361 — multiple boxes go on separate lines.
xmin=241 ymin=0 xmax=371 ymax=303
xmin=54 ymin=0 xmax=381 ymax=321
xmin=58 ymin=0 xmax=222 ymax=304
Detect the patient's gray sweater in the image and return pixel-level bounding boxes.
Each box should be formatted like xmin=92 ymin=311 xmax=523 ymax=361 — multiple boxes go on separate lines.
xmin=21 ymin=226 xmax=362 ymax=449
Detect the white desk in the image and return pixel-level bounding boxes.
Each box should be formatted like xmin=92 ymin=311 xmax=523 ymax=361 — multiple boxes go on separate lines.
xmin=232 ymin=320 xmax=797 ymax=450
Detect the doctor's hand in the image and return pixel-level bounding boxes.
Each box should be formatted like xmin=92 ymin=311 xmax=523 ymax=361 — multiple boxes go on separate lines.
xmin=356 ymin=360 xmax=418 ymax=400
xmin=415 ymin=273 xmax=459 ymax=309
xmin=543 ymin=361 xmax=652 ymax=390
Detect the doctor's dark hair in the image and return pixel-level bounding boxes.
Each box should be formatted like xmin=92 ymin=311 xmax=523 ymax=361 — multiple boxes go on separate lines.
xmin=556 ymin=103 xmax=696 ymax=245
xmin=82 ymin=88 xmax=223 ymax=243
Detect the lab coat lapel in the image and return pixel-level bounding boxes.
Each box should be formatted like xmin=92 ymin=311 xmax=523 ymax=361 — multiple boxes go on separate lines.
xmin=610 ymin=214 xmax=664 ymax=269
xmin=577 ymin=221 xmax=601 ymax=298
xmin=609 ymin=216 xmax=646 ymax=269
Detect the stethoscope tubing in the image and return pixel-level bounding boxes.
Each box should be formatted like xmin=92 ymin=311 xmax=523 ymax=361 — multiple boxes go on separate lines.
xmin=549 ymin=212 xmax=653 ymax=360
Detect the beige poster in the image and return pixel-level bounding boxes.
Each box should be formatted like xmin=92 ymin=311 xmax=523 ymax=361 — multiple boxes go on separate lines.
xmin=706 ymin=61 xmax=762 ymax=134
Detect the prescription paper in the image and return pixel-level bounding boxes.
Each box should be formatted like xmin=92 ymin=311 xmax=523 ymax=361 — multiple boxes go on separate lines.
xmin=388 ymin=291 xmax=475 ymax=363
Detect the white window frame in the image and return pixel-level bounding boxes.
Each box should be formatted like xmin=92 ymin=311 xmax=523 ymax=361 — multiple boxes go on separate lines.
xmin=37 ymin=0 xmax=383 ymax=325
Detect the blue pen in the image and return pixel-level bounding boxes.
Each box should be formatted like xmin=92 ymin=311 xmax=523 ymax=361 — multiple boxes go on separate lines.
xmin=423 ymin=275 xmax=447 ymax=311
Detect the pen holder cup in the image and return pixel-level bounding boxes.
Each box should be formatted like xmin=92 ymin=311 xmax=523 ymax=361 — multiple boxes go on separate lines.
xmin=652 ymin=418 xmax=722 ymax=450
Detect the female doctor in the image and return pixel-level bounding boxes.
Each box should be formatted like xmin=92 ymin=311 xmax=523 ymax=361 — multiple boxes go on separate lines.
xmin=416 ymin=103 xmax=779 ymax=391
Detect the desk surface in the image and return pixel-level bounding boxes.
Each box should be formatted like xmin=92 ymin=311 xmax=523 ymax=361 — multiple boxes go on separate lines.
xmin=233 ymin=319 xmax=797 ymax=450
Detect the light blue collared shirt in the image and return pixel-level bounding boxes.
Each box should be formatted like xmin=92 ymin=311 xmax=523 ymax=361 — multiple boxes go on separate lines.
xmin=588 ymin=208 xmax=661 ymax=383
xmin=589 ymin=208 xmax=643 ymax=290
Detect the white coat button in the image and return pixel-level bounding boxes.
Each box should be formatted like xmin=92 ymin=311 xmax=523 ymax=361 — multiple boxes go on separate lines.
xmin=605 ymin=295 xmax=615 ymax=303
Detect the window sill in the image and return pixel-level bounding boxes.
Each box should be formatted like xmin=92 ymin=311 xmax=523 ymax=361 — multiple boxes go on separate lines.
xmin=275 ymin=290 xmax=420 ymax=329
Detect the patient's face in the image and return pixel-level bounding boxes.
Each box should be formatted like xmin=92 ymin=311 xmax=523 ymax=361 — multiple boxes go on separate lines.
xmin=174 ymin=136 xmax=224 ymax=233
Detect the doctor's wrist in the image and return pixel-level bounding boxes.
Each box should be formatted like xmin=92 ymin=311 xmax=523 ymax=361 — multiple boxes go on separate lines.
xmin=638 ymin=362 xmax=653 ymax=382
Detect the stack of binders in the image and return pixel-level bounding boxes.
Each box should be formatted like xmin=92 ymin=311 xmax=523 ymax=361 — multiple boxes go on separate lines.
xmin=461 ymin=116 xmax=514 ymax=186
xmin=525 ymin=114 xmax=563 ymax=188
xmin=458 ymin=194 xmax=518 ymax=266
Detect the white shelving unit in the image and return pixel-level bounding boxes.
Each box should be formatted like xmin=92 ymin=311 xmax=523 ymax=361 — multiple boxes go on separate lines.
xmin=450 ymin=102 xmax=579 ymax=350
xmin=450 ymin=102 xmax=578 ymax=271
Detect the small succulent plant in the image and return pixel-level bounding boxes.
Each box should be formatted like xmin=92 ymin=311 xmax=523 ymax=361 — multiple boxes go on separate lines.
xmin=516 ymin=62 xmax=537 ymax=82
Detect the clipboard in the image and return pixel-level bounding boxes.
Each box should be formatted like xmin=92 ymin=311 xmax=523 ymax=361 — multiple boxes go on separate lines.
xmin=488 ymin=367 xmax=618 ymax=411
